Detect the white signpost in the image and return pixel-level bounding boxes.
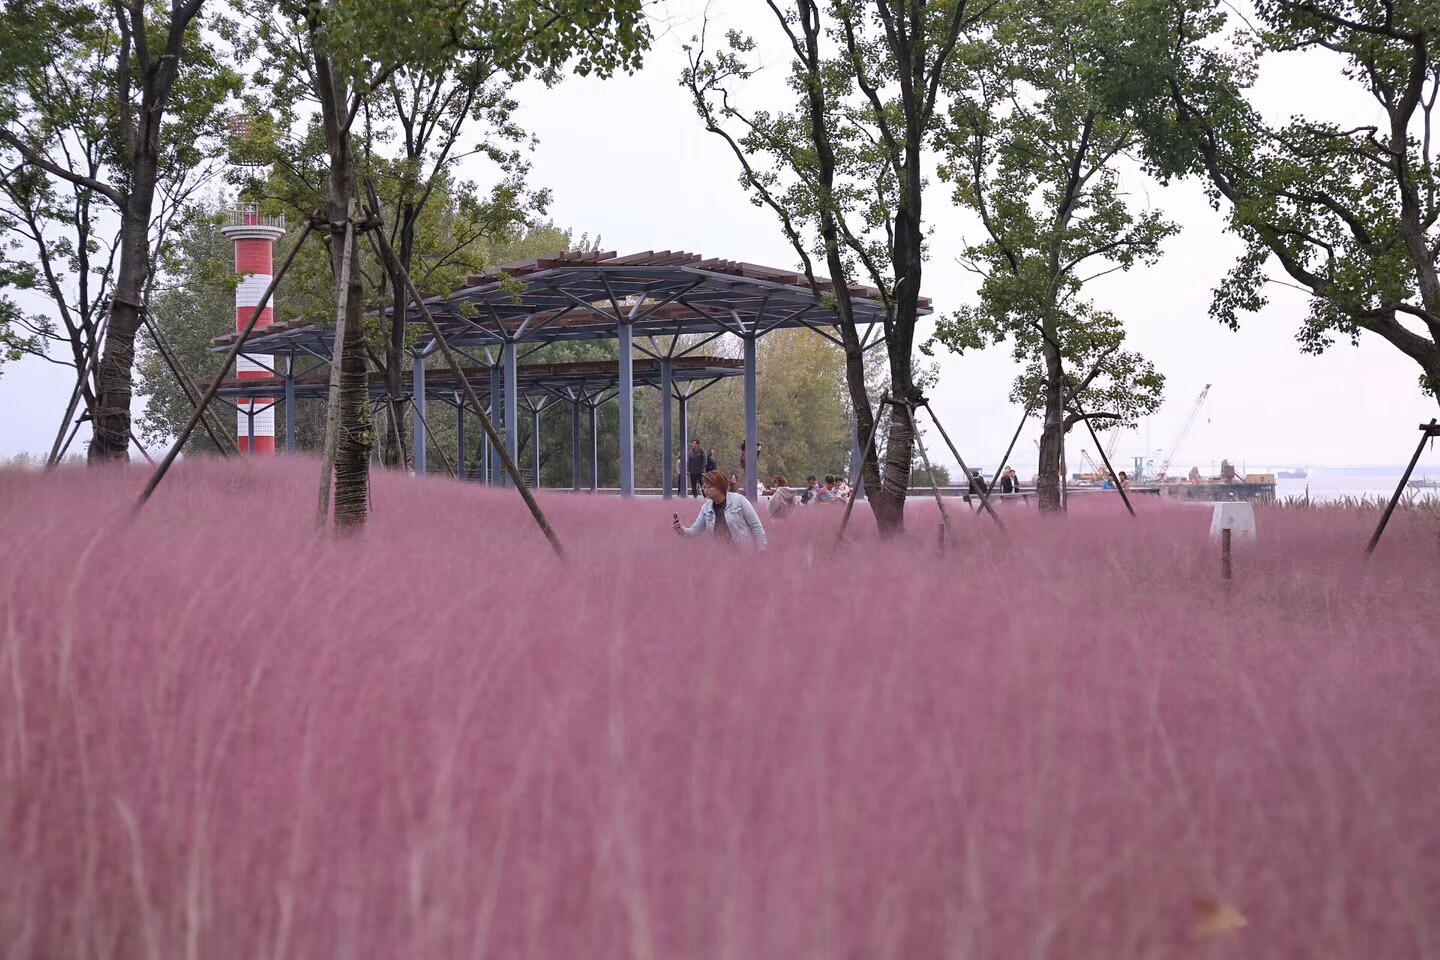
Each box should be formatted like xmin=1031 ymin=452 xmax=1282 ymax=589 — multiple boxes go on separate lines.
xmin=1209 ymin=502 xmax=1257 ymax=542
xmin=1209 ymin=502 xmax=1256 ymax=585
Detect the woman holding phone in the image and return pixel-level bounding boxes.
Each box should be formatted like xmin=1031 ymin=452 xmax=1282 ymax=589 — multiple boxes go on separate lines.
xmin=672 ymin=470 xmax=768 ymax=550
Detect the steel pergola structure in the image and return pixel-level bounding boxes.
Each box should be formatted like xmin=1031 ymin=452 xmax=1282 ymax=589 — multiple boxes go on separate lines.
xmin=211 ymin=250 xmax=930 ymax=499
xmin=204 ymin=355 xmax=743 ymax=491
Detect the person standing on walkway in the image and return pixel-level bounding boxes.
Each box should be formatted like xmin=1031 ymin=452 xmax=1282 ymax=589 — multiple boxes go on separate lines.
xmin=705 ymin=447 xmax=717 ymax=474
xmin=673 ymin=469 xmax=768 ymax=549
xmin=767 ymin=474 xmax=798 ymax=520
xmin=687 ymin=439 xmax=706 ymax=497
xmin=739 ymin=440 xmax=763 ymax=478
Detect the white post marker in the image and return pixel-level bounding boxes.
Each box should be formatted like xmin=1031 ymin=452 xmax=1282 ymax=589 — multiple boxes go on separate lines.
xmin=1209 ymin=502 xmax=1257 ymax=542
xmin=1210 ymin=502 xmax=1256 ymax=585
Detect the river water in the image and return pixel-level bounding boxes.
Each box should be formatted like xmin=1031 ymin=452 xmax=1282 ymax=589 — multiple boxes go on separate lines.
xmin=1255 ymin=465 xmax=1440 ymax=503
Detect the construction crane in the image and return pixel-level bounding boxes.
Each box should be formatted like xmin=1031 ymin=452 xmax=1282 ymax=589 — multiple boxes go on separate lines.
xmin=1155 ymin=384 xmax=1211 ymax=480
xmin=1100 ymin=426 xmax=1123 ymax=472
xmin=1065 ymin=421 xmax=1130 ymax=483
xmin=1102 ymin=423 xmax=1124 ymax=463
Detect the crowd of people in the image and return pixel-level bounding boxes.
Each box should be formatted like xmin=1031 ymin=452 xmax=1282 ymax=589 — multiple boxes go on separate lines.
xmin=672 ymin=439 xmax=1043 ymax=550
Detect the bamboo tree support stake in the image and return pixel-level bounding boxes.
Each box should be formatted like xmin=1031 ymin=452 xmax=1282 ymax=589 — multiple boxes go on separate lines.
xmin=917 ymin=400 xmax=1003 ymax=527
xmin=908 ymin=399 xmax=952 ymax=533
xmin=971 ymin=402 xmax=1032 ymax=513
xmin=384 ymin=394 xmax=411 ymax=470
xmin=315 ymin=213 xmax=356 ymax=528
xmin=137 ymin=220 xmax=315 ymax=508
xmin=1366 ymin=419 xmax=1439 ymax=557
xmin=834 ymin=394 xmax=888 ymax=550
xmin=47 ymin=315 xmax=107 ymax=467
xmin=1072 ymin=399 xmax=1135 ymax=517
xmin=367 ymin=219 xmax=565 ymax=559
xmin=409 ymin=396 xmax=456 ymax=478
xmin=48 ymin=366 xmax=89 ymax=466
xmin=53 ymin=415 xmax=85 ymax=464
xmin=130 ymin=430 xmax=154 ymax=464
xmin=140 ymin=311 xmax=238 ymax=456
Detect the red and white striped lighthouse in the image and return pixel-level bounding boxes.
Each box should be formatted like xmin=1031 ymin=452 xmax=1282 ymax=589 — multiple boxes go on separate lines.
xmin=220 ymin=204 xmax=286 ymax=454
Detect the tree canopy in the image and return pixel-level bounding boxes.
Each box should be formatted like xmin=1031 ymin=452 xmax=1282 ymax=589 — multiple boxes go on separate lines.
xmin=684 ymin=0 xmax=988 ymax=533
xmin=1121 ymin=0 xmax=1440 ymax=398
xmin=928 ymin=0 xmax=1170 ymax=510
xmin=0 ymin=0 xmax=239 ymax=454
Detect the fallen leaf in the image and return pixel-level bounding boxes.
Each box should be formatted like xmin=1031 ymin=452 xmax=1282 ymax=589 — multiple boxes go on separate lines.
xmin=1192 ymin=899 xmax=1248 ymax=938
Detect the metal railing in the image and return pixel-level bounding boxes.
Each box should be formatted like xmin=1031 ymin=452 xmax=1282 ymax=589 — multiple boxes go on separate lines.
xmin=225 ymin=204 xmax=285 ymax=231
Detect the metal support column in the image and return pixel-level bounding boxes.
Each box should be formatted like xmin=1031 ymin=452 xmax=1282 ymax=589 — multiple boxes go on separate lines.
xmin=489 ymin=364 xmax=502 ymax=485
xmin=618 ymin=321 xmax=635 ymax=497
xmin=503 ymin=341 xmax=517 ymax=487
xmin=456 ymin=393 xmax=465 ymax=480
xmin=571 ymin=399 xmax=581 ymax=491
xmin=532 ymin=406 xmax=542 ymax=488
xmin=412 ymin=351 xmax=427 ymax=475
xmin=284 ymin=352 xmax=296 ymax=454
xmin=743 ymin=333 xmax=758 ymax=500
xmin=589 ymin=403 xmax=599 ymax=492
xmin=679 ymin=393 xmax=689 ymax=496
xmin=661 ymin=356 xmax=674 ymax=500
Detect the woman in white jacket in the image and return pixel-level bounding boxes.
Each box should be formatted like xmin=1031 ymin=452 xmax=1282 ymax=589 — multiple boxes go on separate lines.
xmin=672 ymin=470 xmax=768 ymax=550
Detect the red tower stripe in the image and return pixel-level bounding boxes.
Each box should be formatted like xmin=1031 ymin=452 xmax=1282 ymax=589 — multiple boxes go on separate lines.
xmin=235 ymin=238 xmax=274 ymax=275
xmin=239 ymin=436 xmax=277 ymax=455
xmin=235 ymin=306 xmax=274 ymax=328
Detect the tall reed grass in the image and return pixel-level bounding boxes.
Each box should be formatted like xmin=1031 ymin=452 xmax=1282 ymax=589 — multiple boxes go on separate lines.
xmin=1 ymin=458 xmax=1436 ymax=958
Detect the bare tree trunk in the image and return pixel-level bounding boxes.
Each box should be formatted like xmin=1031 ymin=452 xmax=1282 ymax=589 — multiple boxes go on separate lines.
xmin=85 ymin=5 xmax=203 ymax=461
xmin=1037 ymin=340 xmax=1065 ymax=513
xmin=334 ymin=244 xmax=370 ymax=526
xmin=89 ymin=187 xmax=154 ymax=460
xmin=838 ymin=323 xmax=884 ymax=506
xmin=870 ymin=401 xmax=913 ymax=532
xmin=313 ymin=8 xmax=370 ymax=526
xmin=871 ymin=175 xmax=925 ymax=533
xmin=380 ymin=212 xmax=412 ymax=469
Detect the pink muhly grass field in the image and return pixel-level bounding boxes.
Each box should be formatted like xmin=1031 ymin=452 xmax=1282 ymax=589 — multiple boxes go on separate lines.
xmin=1 ymin=458 xmax=1437 ymax=958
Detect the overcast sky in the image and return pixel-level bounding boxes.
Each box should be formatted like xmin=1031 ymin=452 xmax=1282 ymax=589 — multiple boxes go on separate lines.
xmin=3 ymin=0 xmax=1437 ymax=474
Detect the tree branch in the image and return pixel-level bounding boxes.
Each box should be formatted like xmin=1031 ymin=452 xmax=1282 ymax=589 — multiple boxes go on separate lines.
xmin=0 ymin=132 xmax=124 ymax=206
xmin=1063 ymin=344 xmax=1119 ymax=404
xmin=1274 ymin=0 xmax=1422 ymax=42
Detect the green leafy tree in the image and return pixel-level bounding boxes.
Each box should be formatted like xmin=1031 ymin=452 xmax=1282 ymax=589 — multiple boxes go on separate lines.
xmin=0 ymin=0 xmax=239 ymax=457
xmin=684 ymin=0 xmax=989 ymax=535
xmin=0 ymin=0 xmax=239 ymax=460
xmin=137 ymin=211 xmax=236 ymax=456
xmin=365 ymin=61 xmax=544 ymax=469
xmin=241 ymin=0 xmax=649 ymax=526
xmin=237 ymin=33 xmax=551 ymax=469
xmin=927 ymin=0 xmax=1171 ymax=512
xmin=0 ymin=295 xmax=40 ymax=374
xmin=1123 ymin=0 xmax=1440 ymax=399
